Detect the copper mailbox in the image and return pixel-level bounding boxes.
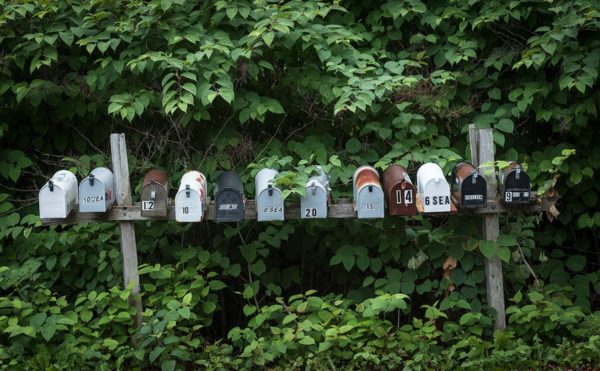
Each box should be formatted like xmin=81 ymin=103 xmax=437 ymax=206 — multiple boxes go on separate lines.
xmin=451 ymin=162 xmax=487 ymax=209
xmin=140 ymin=169 xmax=169 ymax=217
xmin=383 ymin=165 xmax=417 ymax=216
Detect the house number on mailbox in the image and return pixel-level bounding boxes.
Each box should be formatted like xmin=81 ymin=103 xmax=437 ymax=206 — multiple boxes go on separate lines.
xmin=304 ymin=208 xmax=318 ymax=217
xmin=142 ymin=201 xmax=155 ymax=210
xmin=396 ymin=190 xmax=413 ymax=204
xmin=424 ymin=195 xmax=450 ymax=206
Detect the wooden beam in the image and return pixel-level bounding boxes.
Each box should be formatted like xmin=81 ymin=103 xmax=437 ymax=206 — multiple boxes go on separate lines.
xmin=110 ymin=133 xmax=143 ymax=329
xmin=470 ymin=125 xmax=506 ymax=331
xmin=41 ymin=193 xmax=558 ymax=225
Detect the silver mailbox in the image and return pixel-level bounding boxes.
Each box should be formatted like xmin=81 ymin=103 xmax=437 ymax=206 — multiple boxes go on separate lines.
xmin=39 ymin=170 xmax=78 ymax=219
xmin=175 ymin=170 xmax=207 ymax=222
xmin=417 ymin=163 xmax=451 ymax=213
xmin=300 ymin=167 xmax=329 ymax=219
xmin=352 ymin=165 xmax=385 ymax=219
xmin=79 ymin=167 xmax=115 ymax=213
xmin=255 ymin=168 xmax=284 ymax=222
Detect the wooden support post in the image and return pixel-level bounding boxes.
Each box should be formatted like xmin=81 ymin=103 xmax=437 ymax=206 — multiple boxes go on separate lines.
xmin=110 ymin=133 xmax=143 ymax=329
xmin=469 ymin=125 xmax=506 ymax=331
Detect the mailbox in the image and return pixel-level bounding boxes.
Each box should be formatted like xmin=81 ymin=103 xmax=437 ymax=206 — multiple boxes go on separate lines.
xmin=500 ymin=161 xmax=531 ymax=203
xmin=300 ymin=167 xmax=329 ymax=219
xmin=352 ymin=165 xmax=384 ymax=219
xmin=79 ymin=167 xmax=115 ymax=213
xmin=255 ymin=168 xmax=284 ymax=221
xmin=382 ymin=164 xmax=417 ymax=216
xmin=417 ymin=163 xmax=451 ymax=213
xmin=140 ymin=169 xmax=169 ymax=217
xmin=451 ymin=162 xmax=487 ymax=209
xmin=175 ymin=170 xmax=207 ymax=222
xmin=214 ymin=171 xmax=245 ymax=223
xmin=39 ymin=170 xmax=78 ymax=219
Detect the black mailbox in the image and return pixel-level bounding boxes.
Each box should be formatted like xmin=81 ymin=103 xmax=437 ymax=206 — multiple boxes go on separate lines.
xmin=451 ymin=162 xmax=487 ymax=208
xmin=500 ymin=161 xmax=531 ymax=203
xmin=214 ymin=171 xmax=245 ymax=222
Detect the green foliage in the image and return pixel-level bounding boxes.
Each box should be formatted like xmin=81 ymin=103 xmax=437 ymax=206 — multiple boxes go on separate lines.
xmin=1 ymin=0 xmax=600 ymax=368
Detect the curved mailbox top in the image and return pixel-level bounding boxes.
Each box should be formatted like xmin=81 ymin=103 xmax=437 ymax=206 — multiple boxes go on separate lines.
xmin=500 ymin=161 xmax=531 ymax=203
xmin=215 ymin=171 xmax=244 ymax=195
xmin=383 ymin=164 xmax=417 ymax=216
xmin=416 ymin=163 xmax=446 ymax=193
xmin=39 ymin=170 xmax=78 ymax=219
xmin=451 ymin=162 xmax=487 ymax=208
xmin=143 ymin=169 xmax=168 ymax=189
xmin=255 ymin=168 xmax=280 ymax=196
xmin=353 ymin=165 xmax=381 ymax=193
xmin=306 ymin=166 xmax=330 ymax=193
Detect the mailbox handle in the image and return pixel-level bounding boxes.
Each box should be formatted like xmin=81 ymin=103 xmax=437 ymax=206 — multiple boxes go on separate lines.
xmin=185 ymin=184 xmax=190 ymax=198
xmin=310 ymin=181 xmax=317 ymax=195
xmin=368 ymin=185 xmax=373 ymax=193
xmin=89 ymin=173 xmax=95 ymax=186
xmin=471 ymin=170 xmax=478 ymax=184
xmin=268 ymin=184 xmax=273 ymax=196
xmin=48 ymin=180 xmax=54 ymax=192
xmin=515 ymin=168 xmax=521 ymax=180
xmin=150 ymin=189 xmax=156 ymax=200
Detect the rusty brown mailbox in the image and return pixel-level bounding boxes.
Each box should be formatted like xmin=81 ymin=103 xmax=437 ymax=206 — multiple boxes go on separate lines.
xmin=500 ymin=161 xmax=531 ymax=204
xmin=451 ymin=162 xmax=487 ymax=209
xmin=140 ymin=169 xmax=169 ymax=217
xmin=383 ymin=165 xmax=417 ymax=216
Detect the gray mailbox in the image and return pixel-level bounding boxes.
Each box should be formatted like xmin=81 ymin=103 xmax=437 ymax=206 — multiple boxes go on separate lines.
xmin=352 ymin=165 xmax=385 ymax=219
xmin=255 ymin=168 xmax=284 ymax=222
xmin=140 ymin=169 xmax=169 ymax=217
xmin=214 ymin=171 xmax=245 ymax=223
xmin=300 ymin=167 xmax=330 ymax=219
xmin=79 ymin=167 xmax=115 ymax=213
xmin=39 ymin=170 xmax=78 ymax=219
xmin=417 ymin=163 xmax=451 ymax=213
xmin=175 ymin=170 xmax=207 ymax=222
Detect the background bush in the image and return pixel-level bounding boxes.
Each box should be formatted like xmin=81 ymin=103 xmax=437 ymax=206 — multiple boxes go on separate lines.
xmin=0 ymin=0 xmax=599 ymax=369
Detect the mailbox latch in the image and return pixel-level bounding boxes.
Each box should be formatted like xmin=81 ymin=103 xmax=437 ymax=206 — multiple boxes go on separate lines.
xmin=89 ymin=173 xmax=95 ymax=186
xmin=471 ymin=170 xmax=477 ymax=184
xmin=150 ymin=189 xmax=156 ymax=200
xmin=515 ymin=168 xmax=521 ymax=180
xmin=185 ymin=184 xmax=190 ymax=198
xmin=368 ymin=185 xmax=373 ymax=193
xmin=310 ymin=181 xmax=317 ymax=195
xmin=49 ymin=180 xmax=54 ymax=192
xmin=268 ymin=184 xmax=273 ymax=196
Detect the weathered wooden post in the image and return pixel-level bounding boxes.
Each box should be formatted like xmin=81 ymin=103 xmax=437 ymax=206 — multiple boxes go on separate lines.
xmin=110 ymin=133 xmax=143 ymax=329
xmin=469 ymin=125 xmax=506 ymax=330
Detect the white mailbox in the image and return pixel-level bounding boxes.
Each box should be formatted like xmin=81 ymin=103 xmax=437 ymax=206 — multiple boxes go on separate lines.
xmin=352 ymin=165 xmax=385 ymax=219
xmin=175 ymin=171 xmax=207 ymax=222
xmin=39 ymin=170 xmax=78 ymax=219
xmin=417 ymin=163 xmax=451 ymax=213
xmin=300 ymin=167 xmax=329 ymax=219
xmin=79 ymin=167 xmax=115 ymax=213
xmin=255 ymin=168 xmax=284 ymax=222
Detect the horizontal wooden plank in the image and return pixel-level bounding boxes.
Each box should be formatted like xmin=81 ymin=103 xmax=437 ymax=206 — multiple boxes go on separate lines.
xmin=41 ymin=193 xmax=559 ymax=225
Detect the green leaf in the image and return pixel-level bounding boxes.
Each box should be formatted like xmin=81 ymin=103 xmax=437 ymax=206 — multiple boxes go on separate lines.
xmin=262 ymin=32 xmax=275 ymax=47
xmin=345 ymin=138 xmax=361 ymax=153
xmin=41 ymin=323 xmax=56 ymax=341
xmin=565 ymin=255 xmax=586 ymax=272
xmin=496 ymin=119 xmax=514 ymax=133
xmin=479 ymin=240 xmax=496 ymax=258
xmin=150 ymin=346 xmax=164 ymax=363
xmin=282 ymin=313 xmax=297 ymax=324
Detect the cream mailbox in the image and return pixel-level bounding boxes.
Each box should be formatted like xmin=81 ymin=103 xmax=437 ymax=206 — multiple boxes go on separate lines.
xmin=39 ymin=170 xmax=78 ymax=219
xmin=417 ymin=163 xmax=451 ymax=213
xmin=79 ymin=167 xmax=115 ymax=213
xmin=352 ymin=165 xmax=384 ymax=219
xmin=300 ymin=167 xmax=330 ymax=219
xmin=255 ymin=168 xmax=284 ymax=222
xmin=214 ymin=171 xmax=245 ymax=223
xmin=500 ymin=161 xmax=531 ymax=203
xmin=140 ymin=169 xmax=169 ymax=217
xmin=175 ymin=170 xmax=207 ymax=222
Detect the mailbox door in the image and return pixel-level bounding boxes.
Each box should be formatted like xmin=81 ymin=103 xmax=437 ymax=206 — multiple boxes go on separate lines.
xmin=422 ymin=180 xmax=452 ymax=213
xmin=215 ymin=189 xmax=244 ymax=222
xmin=459 ymin=175 xmax=487 ymax=208
xmin=257 ymin=189 xmax=284 ymax=221
xmin=141 ymin=183 xmax=168 ymax=217
xmin=389 ymin=183 xmax=417 ymax=216
xmin=40 ymin=186 xmax=69 ymax=218
xmin=175 ymin=189 xmax=203 ymax=222
xmin=356 ymin=186 xmax=385 ymax=219
xmin=79 ymin=179 xmax=109 ymax=212
xmin=503 ymin=171 xmax=531 ymax=203
xmin=300 ymin=187 xmax=327 ymax=219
